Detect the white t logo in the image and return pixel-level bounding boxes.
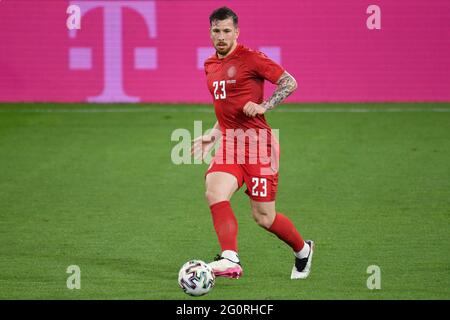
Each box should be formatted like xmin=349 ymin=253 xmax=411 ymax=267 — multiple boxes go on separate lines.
xmin=68 ymin=1 xmax=157 ymax=102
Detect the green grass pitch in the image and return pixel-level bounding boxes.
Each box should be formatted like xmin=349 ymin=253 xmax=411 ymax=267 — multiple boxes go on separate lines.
xmin=0 ymin=103 xmax=449 ymax=299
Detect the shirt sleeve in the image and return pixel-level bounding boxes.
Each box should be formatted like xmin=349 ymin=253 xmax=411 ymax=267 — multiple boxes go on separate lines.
xmin=247 ymin=51 xmax=285 ymax=84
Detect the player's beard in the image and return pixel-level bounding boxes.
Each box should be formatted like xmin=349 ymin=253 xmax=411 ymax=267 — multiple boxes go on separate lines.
xmin=215 ymin=41 xmax=233 ymax=56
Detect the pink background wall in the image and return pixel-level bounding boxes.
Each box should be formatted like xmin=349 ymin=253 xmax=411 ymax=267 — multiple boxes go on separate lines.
xmin=0 ymin=0 xmax=449 ymax=103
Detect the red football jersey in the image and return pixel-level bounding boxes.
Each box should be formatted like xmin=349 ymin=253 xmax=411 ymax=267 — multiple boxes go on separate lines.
xmin=204 ymin=44 xmax=285 ymax=132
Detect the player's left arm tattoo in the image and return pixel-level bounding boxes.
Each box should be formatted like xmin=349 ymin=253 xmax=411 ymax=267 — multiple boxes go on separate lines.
xmin=262 ymin=71 xmax=297 ymax=110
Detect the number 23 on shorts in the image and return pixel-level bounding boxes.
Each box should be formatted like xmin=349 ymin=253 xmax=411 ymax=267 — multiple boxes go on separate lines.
xmin=251 ymin=177 xmax=267 ymax=197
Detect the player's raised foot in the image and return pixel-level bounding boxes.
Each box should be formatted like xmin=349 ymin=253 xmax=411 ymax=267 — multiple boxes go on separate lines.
xmin=208 ymin=255 xmax=243 ymax=279
xmin=291 ymin=240 xmax=314 ymax=279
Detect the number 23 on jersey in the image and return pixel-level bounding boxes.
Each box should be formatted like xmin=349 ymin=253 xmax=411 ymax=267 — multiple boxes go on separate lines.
xmin=213 ymin=80 xmax=226 ymax=100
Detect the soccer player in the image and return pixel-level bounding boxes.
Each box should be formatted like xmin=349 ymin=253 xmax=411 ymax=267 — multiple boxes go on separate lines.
xmin=192 ymin=7 xmax=314 ymax=279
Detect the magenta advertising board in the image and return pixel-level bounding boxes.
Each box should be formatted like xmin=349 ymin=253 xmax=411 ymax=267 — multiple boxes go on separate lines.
xmin=0 ymin=0 xmax=449 ymax=103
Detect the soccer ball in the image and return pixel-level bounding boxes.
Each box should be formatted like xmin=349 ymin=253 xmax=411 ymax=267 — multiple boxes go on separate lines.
xmin=178 ymin=260 xmax=215 ymax=296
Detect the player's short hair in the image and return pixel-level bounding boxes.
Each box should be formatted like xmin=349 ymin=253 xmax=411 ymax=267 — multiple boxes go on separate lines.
xmin=209 ymin=7 xmax=238 ymax=27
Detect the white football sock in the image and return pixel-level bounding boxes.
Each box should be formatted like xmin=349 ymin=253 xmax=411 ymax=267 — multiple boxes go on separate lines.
xmin=295 ymin=242 xmax=310 ymax=259
xmin=221 ymin=250 xmax=239 ymax=263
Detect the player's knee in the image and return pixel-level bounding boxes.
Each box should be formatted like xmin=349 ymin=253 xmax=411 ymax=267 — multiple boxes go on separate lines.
xmin=205 ymin=189 xmax=227 ymax=206
xmin=252 ymin=209 xmax=275 ymax=229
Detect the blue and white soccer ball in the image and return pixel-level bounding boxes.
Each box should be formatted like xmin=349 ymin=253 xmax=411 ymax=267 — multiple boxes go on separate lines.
xmin=178 ymin=260 xmax=215 ymax=296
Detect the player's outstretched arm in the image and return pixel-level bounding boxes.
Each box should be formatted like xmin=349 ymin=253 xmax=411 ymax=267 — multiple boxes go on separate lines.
xmin=191 ymin=121 xmax=221 ymax=160
xmin=243 ymin=71 xmax=297 ymax=117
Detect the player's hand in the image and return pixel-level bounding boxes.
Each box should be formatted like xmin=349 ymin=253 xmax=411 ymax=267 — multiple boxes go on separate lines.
xmin=243 ymin=101 xmax=267 ymax=117
xmin=191 ymin=130 xmax=221 ymax=160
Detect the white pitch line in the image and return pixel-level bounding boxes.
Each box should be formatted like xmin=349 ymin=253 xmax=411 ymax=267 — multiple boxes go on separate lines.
xmin=0 ymin=107 xmax=449 ymax=113
xmin=0 ymin=107 xmax=213 ymax=113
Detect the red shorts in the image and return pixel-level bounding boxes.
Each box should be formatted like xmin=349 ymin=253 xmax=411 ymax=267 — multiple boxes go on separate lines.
xmin=205 ymin=143 xmax=280 ymax=202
